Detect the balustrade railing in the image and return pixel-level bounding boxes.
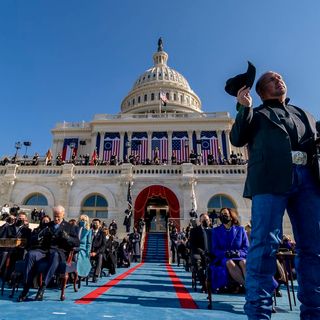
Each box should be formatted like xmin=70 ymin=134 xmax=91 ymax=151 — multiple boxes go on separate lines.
xmin=92 ymin=111 xmax=230 ymax=122
xmin=0 ymin=163 xmax=247 ymax=178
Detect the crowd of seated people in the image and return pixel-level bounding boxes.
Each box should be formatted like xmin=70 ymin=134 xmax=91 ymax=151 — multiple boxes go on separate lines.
xmin=16 ymin=205 xmax=80 ymax=301
xmin=0 ymin=211 xmax=32 ymax=284
xmin=171 ymin=208 xmax=296 ymax=303
xmin=1 ymin=202 xmax=298 ymax=307
xmin=0 ymin=206 xmax=145 ymax=302
xmin=169 ymin=208 xmax=249 ymax=293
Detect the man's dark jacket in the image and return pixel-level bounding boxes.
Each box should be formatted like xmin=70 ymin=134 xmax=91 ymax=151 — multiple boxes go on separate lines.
xmin=230 ymin=102 xmax=319 ymax=198
xmin=47 ymin=220 xmax=80 ymax=262
xmin=4 ymin=224 xmax=32 ymax=246
xmin=91 ymin=229 xmax=106 ymax=255
xmin=189 ymin=225 xmax=208 ymax=256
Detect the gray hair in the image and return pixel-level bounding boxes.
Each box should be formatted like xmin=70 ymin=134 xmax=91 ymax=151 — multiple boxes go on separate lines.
xmin=53 ymin=205 xmax=65 ymax=215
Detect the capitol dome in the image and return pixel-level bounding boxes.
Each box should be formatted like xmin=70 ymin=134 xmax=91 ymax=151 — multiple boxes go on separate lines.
xmin=121 ymin=39 xmax=202 ymax=114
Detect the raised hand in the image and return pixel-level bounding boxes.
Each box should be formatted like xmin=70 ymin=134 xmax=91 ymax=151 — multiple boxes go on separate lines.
xmin=237 ymin=86 xmax=252 ymax=107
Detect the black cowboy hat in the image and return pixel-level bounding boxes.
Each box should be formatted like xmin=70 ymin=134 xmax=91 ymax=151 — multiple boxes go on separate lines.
xmin=225 ymin=61 xmax=256 ymax=97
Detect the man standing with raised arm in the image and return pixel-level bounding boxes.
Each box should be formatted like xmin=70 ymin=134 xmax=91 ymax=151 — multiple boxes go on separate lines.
xmin=230 ymin=71 xmax=320 ymax=319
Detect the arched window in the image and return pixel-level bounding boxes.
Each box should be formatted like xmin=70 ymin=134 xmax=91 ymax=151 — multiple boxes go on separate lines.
xmin=207 ymin=194 xmax=236 ymax=214
xmin=24 ymin=193 xmax=48 ymax=206
xmin=81 ymin=194 xmax=108 ymax=219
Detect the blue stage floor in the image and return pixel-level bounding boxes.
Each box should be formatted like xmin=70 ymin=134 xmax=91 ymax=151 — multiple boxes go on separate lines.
xmin=0 ymin=262 xmax=300 ymax=320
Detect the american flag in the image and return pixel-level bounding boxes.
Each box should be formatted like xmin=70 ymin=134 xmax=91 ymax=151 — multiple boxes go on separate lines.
xmin=152 ymin=137 xmax=168 ymax=162
xmin=160 ymin=91 xmax=168 ymax=106
xmin=201 ymin=131 xmax=219 ymax=164
xmin=62 ymin=138 xmax=78 ymax=161
xmin=103 ymin=138 xmax=120 ymax=162
xmin=131 ymin=132 xmax=148 ymax=163
xmin=172 ymin=138 xmax=189 ymax=163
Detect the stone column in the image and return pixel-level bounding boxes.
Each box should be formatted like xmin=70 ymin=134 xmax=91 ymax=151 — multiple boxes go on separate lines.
xmin=187 ymin=131 xmax=193 ymax=161
xmin=91 ymin=132 xmax=98 ymax=155
xmin=52 ymin=139 xmax=59 ymax=159
xmin=195 ymin=130 xmax=201 ymax=156
xmin=168 ymin=131 xmax=172 ymax=164
xmin=127 ymin=132 xmax=132 ymax=156
xmin=99 ymin=131 xmax=105 ymax=161
xmin=224 ymin=130 xmax=231 ymax=160
xmin=147 ymin=131 xmax=152 ymax=161
xmin=58 ymin=139 xmax=64 ymax=158
xmin=120 ymin=132 xmax=125 ymax=162
xmin=217 ymin=130 xmax=223 ymax=158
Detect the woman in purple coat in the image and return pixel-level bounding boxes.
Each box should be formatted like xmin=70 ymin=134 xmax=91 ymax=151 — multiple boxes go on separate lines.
xmin=210 ymin=207 xmax=249 ymax=292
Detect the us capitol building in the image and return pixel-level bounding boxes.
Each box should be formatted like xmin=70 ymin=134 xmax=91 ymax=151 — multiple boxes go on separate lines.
xmin=0 ymin=40 xmax=292 ymax=234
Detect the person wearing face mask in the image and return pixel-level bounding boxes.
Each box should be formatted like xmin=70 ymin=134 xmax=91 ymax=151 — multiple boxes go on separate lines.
xmin=5 ymin=212 xmax=31 ymax=241
xmin=103 ymin=232 xmax=118 ymax=276
xmin=18 ymin=206 xmax=80 ymax=302
xmin=29 ymin=215 xmax=52 ymax=250
xmin=189 ymin=213 xmax=212 ymax=292
xmin=209 ymin=208 xmax=249 ymax=293
xmin=77 ymin=215 xmax=92 ymax=279
xmin=90 ymin=219 xmax=106 ymax=282
xmin=0 ymin=212 xmax=31 ymax=287
xmin=170 ymin=226 xmax=179 ymax=264
xmin=13 ymin=215 xmax=52 ymax=300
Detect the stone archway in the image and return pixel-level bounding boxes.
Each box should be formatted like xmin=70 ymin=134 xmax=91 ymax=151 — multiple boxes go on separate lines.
xmin=134 ymin=185 xmax=180 ymax=226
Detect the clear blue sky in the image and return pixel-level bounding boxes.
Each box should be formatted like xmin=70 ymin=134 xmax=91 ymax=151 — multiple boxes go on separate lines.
xmin=0 ymin=0 xmax=319 ymax=157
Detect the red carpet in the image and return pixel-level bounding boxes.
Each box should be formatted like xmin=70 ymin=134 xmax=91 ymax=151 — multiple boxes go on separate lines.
xmin=166 ymin=263 xmax=198 ymax=309
xmin=75 ymin=262 xmax=144 ymax=304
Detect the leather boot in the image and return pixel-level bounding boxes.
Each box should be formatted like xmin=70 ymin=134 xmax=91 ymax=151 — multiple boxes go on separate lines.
xmin=17 ymin=285 xmax=30 ymax=302
xmin=35 ymin=284 xmax=46 ymax=301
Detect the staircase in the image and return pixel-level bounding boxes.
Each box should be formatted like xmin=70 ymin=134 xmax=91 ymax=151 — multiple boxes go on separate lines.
xmin=142 ymin=232 xmax=168 ymax=263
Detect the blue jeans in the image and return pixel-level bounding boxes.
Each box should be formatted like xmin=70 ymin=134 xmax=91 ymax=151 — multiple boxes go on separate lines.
xmin=244 ymin=165 xmax=320 ymax=320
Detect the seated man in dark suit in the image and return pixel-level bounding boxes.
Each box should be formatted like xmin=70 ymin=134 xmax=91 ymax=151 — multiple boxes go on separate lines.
xmin=18 ymin=205 xmax=79 ymax=301
xmin=90 ymin=219 xmax=106 ymax=282
xmin=189 ymin=213 xmax=212 ymax=291
xmin=0 ymin=212 xmax=31 ymax=279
